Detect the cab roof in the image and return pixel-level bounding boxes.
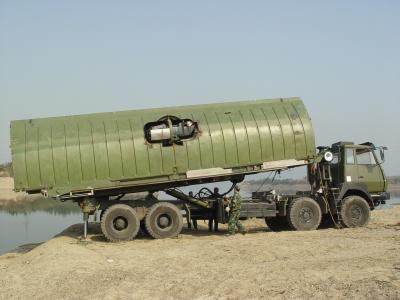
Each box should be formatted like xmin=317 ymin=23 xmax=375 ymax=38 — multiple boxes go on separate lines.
xmin=331 ymin=141 xmax=375 ymax=149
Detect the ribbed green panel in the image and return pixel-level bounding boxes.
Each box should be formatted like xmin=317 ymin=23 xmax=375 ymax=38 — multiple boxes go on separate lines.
xmin=192 ymin=111 xmax=213 ymax=169
xmin=78 ymin=120 xmax=96 ymax=182
xmin=185 ymin=114 xmax=201 ymax=170
xmin=38 ymin=120 xmax=55 ymax=187
xmin=131 ymin=117 xmax=150 ymax=176
xmin=65 ymin=120 xmax=82 ymax=185
xmin=117 ymin=119 xmax=137 ymax=178
xmin=250 ymin=108 xmax=274 ymax=162
xmin=10 ymin=121 xmax=28 ymax=188
xmin=25 ymin=122 xmax=41 ymax=188
xmin=10 ymin=97 xmax=315 ymax=194
xmin=262 ymin=106 xmax=285 ymax=160
xmin=241 ymin=110 xmax=262 ymax=163
xmin=216 ymin=111 xmax=238 ymax=166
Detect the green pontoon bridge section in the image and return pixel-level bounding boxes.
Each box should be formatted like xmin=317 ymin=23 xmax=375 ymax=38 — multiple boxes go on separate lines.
xmin=10 ymin=97 xmax=315 ymax=197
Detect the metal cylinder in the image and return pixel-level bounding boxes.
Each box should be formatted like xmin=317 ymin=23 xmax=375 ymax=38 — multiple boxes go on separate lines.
xmin=150 ymin=128 xmax=171 ymax=141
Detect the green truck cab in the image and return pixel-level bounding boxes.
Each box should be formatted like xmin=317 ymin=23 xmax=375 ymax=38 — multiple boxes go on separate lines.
xmin=329 ymin=142 xmax=388 ymax=202
xmin=291 ymin=141 xmax=390 ymax=232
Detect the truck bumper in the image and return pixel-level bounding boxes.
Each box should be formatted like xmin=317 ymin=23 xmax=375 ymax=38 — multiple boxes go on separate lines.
xmin=372 ymin=192 xmax=390 ymax=206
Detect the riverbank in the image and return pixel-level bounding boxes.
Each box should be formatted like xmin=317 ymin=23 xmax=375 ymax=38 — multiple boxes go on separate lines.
xmin=0 ymin=177 xmax=43 ymax=205
xmin=0 ymin=206 xmax=399 ymax=299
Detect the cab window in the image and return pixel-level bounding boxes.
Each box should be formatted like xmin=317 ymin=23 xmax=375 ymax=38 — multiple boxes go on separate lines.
xmin=345 ymin=148 xmax=355 ymax=164
xmin=356 ymin=149 xmax=376 ymax=165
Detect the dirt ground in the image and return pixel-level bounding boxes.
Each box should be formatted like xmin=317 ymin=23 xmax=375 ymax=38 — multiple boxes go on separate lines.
xmin=0 ymin=206 xmax=399 ymax=299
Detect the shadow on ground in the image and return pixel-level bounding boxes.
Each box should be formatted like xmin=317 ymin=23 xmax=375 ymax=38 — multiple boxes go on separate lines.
xmin=7 ymin=242 xmax=43 ymax=254
xmin=54 ymin=220 xmax=284 ymax=244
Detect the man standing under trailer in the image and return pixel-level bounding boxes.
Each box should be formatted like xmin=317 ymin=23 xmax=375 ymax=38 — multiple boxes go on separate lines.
xmin=208 ymin=187 xmax=220 ymax=232
xmin=188 ymin=191 xmax=198 ymax=229
xmin=228 ymin=185 xmax=246 ymax=235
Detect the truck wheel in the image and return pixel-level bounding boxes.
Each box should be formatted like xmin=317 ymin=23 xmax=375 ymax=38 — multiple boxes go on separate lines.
xmin=101 ymin=204 xmax=140 ymax=242
xmin=340 ymin=195 xmax=370 ymax=227
xmin=100 ymin=209 xmax=105 ymax=221
xmin=287 ymin=197 xmax=322 ymax=231
xmin=265 ymin=216 xmax=290 ymax=231
xmin=145 ymin=202 xmax=183 ymax=239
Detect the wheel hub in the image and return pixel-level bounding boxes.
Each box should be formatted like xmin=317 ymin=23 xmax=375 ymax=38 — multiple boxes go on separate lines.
xmin=350 ymin=206 xmax=362 ymax=221
xmin=113 ymin=217 xmax=128 ymax=231
xmin=299 ymin=207 xmax=313 ymax=223
xmin=157 ymin=214 xmax=171 ymax=229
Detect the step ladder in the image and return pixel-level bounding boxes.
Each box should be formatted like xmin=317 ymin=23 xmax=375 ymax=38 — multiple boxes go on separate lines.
xmin=330 ymin=187 xmax=343 ymax=228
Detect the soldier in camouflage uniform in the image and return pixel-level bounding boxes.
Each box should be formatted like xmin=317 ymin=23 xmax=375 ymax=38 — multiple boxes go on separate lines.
xmin=227 ymin=185 xmax=246 ymax=234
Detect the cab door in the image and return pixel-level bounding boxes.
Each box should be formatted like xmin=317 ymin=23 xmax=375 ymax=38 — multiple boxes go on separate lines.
xmin=355 ymin=148 xmax=384 ymax=193
xmin=343 ymin=147 xmax=358 ymax=184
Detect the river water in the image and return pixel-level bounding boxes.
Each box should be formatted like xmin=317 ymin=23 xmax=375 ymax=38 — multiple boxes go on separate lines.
xmin=0 ymin=196 xmax=399 ymax=255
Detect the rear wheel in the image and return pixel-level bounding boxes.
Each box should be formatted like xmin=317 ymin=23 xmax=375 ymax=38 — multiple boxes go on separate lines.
xmin=265 ymin=216 xmax=290 ymax=231
xmin=340 ymin=195 xmax=370 ymax=227
xmin=145 ymin=202 xmax=183 ymax=239
xmin=287 ymin=197 xmax=322 ymax=231
xmin=100 ymin=209 xmax=106 ymax=222
xmin=101 ymin=204 xmax=140 ymax=242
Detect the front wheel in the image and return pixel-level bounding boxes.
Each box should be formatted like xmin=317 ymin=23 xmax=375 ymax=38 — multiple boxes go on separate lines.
xmin=340 ymin=195 xmax=370 ymax=227
xmin=287 ymin=197 xmax=322 ymax=231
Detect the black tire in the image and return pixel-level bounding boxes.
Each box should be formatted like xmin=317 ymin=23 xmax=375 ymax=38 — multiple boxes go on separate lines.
xmin=100 ymin=209 xmax=106 ymax=221
xmin=265 ymin=216 xmax=290 ymax=231
xmin=100 ymin=204 xmax=140 ymax=242
xmin=340 ymin=195 xmax=370 ymax=228
xmin=287 ymin=197 xmax=322 ymax=231
xmin=145 ymin=202 xmax=183 ymax=239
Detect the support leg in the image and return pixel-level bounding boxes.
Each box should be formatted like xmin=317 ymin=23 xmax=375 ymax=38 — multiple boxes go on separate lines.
xmin=83 ymin=212 xmax=89 ymax=239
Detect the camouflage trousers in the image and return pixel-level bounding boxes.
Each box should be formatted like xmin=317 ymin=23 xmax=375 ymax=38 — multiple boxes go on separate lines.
xmin=228 ymin=211 xmax=244 ymax=234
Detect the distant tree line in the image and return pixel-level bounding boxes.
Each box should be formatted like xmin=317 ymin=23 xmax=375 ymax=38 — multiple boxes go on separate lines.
xmin=245 ymin=177 xmax=308 ymax=186
xmin=247 ymin=176 xmax=400 ymax=186
xmin=388 ymin=176 xmax=400 ymax=185
xmin=0 ymin=196 xmax=80 ymax=215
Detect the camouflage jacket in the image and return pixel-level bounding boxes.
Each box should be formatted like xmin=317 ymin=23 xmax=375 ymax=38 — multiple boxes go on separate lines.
xmin=229 ymin=190 xmax=242 ymax=213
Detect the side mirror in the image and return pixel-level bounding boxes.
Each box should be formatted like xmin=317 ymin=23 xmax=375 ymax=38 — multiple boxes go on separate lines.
xmin=380 ymin=149 xmax=385 ymax=162
xmin=377 ymin=146 xmax=387 ymax=164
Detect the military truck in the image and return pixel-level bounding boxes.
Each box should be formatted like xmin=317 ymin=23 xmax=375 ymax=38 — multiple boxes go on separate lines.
xmin=10 ymin=97 xmax=389 ymax=241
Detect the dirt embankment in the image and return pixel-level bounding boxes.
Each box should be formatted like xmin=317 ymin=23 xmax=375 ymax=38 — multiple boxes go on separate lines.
xmin=0 ymin=206 xmax=399 ymax=299
xmin=0 ymin=177 xmax=42 ymax=205
xmin=0 ymin=177 xmax=152 ymax=207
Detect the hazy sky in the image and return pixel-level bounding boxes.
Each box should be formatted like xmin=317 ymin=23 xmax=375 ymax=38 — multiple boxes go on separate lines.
xmin=1 ymin=1 xmax=399 ymax=176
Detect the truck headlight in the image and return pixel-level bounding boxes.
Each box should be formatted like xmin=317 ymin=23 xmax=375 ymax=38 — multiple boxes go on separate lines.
xmin=324 ymin=151 xmax=333 ymax=162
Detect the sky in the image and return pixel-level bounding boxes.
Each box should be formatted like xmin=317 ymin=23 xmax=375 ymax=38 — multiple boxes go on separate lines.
xmin=0 ymin=1 xmax=399 ymax=176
